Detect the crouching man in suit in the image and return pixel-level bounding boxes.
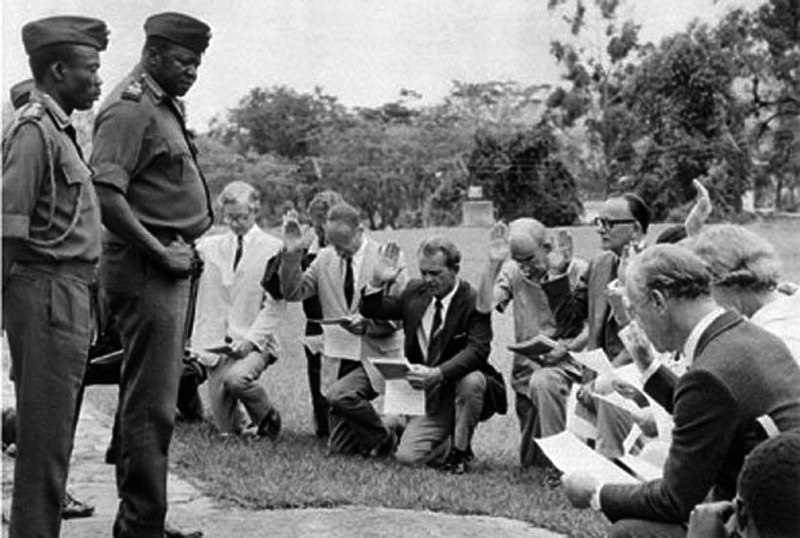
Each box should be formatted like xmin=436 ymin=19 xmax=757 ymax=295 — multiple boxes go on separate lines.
xmin=360 ymin=236 xmax=506 ymax=474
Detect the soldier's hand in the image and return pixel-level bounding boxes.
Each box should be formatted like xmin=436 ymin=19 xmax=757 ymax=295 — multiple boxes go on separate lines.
xmin=158 ymin=238 xmax=194 ymax=278
xmin=283 ymin=214 xmax=313 ymax=253
xmin=488 ymin=222 xmax=510 ymax=262
xmin=371 ymin=242 xmax=404 ymax=287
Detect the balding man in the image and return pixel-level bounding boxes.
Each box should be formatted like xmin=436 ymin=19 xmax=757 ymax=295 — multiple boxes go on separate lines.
xmin=564 ymin=245 xmax=800 ymax=538
xmin=477 ymin=220 xmax=587 ymax=474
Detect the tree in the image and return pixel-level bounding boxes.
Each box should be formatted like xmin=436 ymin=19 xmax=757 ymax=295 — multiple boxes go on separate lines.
xmin=209 ymin=85 xmax=344 ymax=159
xmin=467 ymin=123 xmax=583 ymax=225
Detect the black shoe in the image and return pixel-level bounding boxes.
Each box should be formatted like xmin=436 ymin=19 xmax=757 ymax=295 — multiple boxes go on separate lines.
xmin=365 ymin=429 xmax=397 ymax=459
xmin=440 ymin=448 xmax=471 ymax=475
xmin=164 ymin=522 xmax=203 ymax=538
xmin=257 ymin=408 xmax=282 ymax=440
xmin=61 ymin=491 xmax=95 ymax=519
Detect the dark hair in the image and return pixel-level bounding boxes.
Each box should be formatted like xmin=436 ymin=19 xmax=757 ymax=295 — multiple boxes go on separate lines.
xmin=417 ymin=236 xmax=461 ymax=272
xmin=29 ymin=44 xmax=80 ymax=83
xmin=738 ymin=433 xmax=800 ymax=538
xmin=624 ymin=193 xmax=651 ymax=234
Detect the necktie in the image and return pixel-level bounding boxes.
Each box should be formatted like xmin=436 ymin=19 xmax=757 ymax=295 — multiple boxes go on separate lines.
xmin=427 ymin=299 xmax=444 ymax=363
xmin=233 ymin=235 xmax=244 ymax=271
xmin=343 ymin=256 xmax=354 ymax=308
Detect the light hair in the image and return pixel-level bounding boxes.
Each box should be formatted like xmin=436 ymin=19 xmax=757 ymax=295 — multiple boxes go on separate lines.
xmin=626 ymin=244 xmax=711 ymax=301
xmin=326 ymin=202 xmax=360 ymax=229
xmin=307 ymin=190 xmax=343 ymax=215
xmin=417 ymin=236 xmax=461 ymax=272
xmin=217 ymin=181 xmax=260 ymax=211
xmin=690 ymin=224 xmax=782 ymax=291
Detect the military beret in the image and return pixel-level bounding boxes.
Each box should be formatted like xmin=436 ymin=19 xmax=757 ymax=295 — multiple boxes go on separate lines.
xmin=22 ymin=16 xmax=109 ymax=55
xmin=144 ymin=12 xmax=211 ymax=55
xmin=9 ymin=79 xmax=35 ymax=109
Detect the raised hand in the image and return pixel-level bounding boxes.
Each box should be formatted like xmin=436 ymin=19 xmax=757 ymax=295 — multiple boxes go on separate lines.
xmin=488 ymin=222 xmax=510 ymax=262
xmin=283 ymin=214 xmax=313 ymax=253
xmin=371 ymin=242 xmax=404 ymax=286
xmin=617 ymin=241 xmax=645 ymax=286
xmin=685 ymin=178 xmax=712 ymax=238
xmin=547 ymin=230 xmax=573 ymax=276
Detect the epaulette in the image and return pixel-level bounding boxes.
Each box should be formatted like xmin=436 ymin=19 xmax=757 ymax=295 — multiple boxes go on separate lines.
xmin=17 ymin=101 xmax=45 ymax=121
xmin=121 ymin=78 xmax=144 ymax=102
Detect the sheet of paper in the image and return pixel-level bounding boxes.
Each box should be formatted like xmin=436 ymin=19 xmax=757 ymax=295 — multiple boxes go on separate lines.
xmin=618 ymin=454 xmax=663 ymax=482
xmin=323 ymin=324 xmax=361 ymax=360
xmin=572 ymin=348 xmax=615 ymax=377
xmin=383 ymin=379 xmax=425 ymax=416
xmin=535 ymin=431 xmax=639 ymax=484
xmin=204 ymin=344 xmax=234 ymax=355
xmin=89 ymin=349 xmax=123 ymax=366
xmin=595 ymin=391 xmax=645 ymax=417
xmin=369 ymin=358 xmax=412 ymax=380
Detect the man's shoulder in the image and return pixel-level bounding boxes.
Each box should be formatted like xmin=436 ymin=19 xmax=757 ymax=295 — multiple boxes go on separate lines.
xmin=252 ymin=227 xmax=283 ymax=253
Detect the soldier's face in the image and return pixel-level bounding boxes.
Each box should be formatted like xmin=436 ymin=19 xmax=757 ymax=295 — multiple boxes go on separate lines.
xmin=62 ymin=45 xmax=102 ymax=111
xmin=152 ymin=43 xmax=201 ymax=97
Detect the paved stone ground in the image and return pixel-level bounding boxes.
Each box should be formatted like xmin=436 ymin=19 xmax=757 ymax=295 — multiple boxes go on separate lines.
xmin=1 ymin=351 xmax=562 ymax=537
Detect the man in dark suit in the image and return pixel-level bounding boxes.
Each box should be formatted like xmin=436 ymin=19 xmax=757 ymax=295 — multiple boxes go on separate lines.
xmin=563 ymin=244 xmax=800 ymax=538
xmin=360 ymin=236 xmax=506 ymax=473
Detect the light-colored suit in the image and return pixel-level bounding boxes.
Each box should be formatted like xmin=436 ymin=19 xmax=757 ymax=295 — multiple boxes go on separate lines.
xmin=280 ymin=236 xmax=406 ymax=454
xmin=194 ymin=226 xmax=285 ymax=434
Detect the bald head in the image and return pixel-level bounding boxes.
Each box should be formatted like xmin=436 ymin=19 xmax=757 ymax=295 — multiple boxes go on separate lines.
xmin=508 ymin=218 xmax=547 ymax=258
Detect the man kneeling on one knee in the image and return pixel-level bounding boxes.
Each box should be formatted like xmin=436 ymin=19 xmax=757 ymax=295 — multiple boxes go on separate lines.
xmin=360 ymin=237 xmax=506 ymax=473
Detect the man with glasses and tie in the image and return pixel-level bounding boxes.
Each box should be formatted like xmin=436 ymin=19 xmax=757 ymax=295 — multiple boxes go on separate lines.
xmin=549 ymin=193 xmax=652 ymax=459
xmin=279 ymin=202 xmax=406 ymax=457
xmin=361 ymin=237 xmax=507 ymax=474
xmin=192 ymin=181 xmax=284 ymax=438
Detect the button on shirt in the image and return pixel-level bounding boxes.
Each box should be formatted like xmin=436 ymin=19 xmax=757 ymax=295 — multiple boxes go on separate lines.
xmin=2 ymin=89 xmax=101 ymax=264
xmin=90 ymin=66 xmax=212 ymax=241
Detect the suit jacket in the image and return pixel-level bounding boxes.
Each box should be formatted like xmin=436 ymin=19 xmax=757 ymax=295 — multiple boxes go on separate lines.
xmin=360 ymin=279 xmax=507 ymax=419
xmin=279 ymin=236 xmax=405 ymax=360
xmin=601 ymin=310 xmax=800 ymax=524
xmin=193 ymin=226 xmax=284 ymax=354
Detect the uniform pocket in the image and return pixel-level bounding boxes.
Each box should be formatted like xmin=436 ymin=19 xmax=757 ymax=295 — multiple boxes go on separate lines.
xmin=49 ymin=276 xmax=90 ymax=332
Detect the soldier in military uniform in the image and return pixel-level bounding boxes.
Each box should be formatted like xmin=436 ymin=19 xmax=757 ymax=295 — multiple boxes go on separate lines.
xmin=90 ymin=12 xmax=212 ymax=538
xmin=1 ymin=15 xmax=108 ymax=537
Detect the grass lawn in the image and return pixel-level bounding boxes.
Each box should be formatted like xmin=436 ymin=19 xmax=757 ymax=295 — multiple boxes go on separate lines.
xmin=85 ymin=219 xmax=800 ymax=538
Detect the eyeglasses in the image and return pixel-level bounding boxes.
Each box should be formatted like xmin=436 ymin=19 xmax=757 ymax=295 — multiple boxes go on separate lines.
xmin=223 ymin=213 xmax=252 ymax=224
xmin=593 ymin=217 xmax=637 ymax=230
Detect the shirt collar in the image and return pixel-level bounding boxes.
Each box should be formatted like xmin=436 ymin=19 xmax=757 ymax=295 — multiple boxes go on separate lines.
xmin=432 ymin=279 xmax=459 ymax=314
xmin=229 ymin=224 xmax=257 ymax=247
xmin=31 ymin=88 xmax=71 ymax=130
xmin=682 ymin=307 xmax=726 ymax=365
xmin=135 ymin=66 xmax=186 ymax=119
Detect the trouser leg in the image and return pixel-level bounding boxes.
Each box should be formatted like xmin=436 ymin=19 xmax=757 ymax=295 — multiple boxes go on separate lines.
xmin=207 ymin=360 xmax=245 ymax=434
xmin=520 ymin=366 xmax=572 ymax=467
xmin=102 ymin=246 xmax=189 ymax=538
xmin=305 ymin=346 xmax=329 ymax=438
xmin=325 ymin=364 xmax=385 ymax=454
xmin=219 ymin=351 xmax=273 ymax=427
xmin=4 ymin=267 xmax=91 ymax=538
xmin=452 ymin=371 xmax=486 ymax=452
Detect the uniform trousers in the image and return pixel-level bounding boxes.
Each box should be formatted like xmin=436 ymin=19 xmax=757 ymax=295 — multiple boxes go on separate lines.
xmin=207 ymin=351 xmax=274 ymax=434
xmin=100 ymin=243 xmax=190 ymax=538
xmin=396 ymin=371 xmax=486 ymax=465
xmin=4 ymin=261 xmax=94 ymax=538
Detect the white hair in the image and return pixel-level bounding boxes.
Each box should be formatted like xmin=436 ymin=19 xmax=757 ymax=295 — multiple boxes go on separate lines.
xmin=217 ymin=181 xmax=261 ymax=211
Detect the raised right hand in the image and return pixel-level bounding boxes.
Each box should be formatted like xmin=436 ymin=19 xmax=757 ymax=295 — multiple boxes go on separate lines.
xmin=488 ymin=222 xmax=510 ymax=262
xmin=371 ymin=242 xmax=404 ymax=286
xmin=283 ymin=214 xmax=314 ymax=253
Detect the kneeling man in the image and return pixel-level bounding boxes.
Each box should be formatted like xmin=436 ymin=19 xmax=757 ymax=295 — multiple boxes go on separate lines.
xmin=361 ymin=237 xmax=506 ymax=473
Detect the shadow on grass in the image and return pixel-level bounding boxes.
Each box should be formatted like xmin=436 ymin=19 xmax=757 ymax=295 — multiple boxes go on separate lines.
xmin=170 ymin=421 xmax=609 ymax=538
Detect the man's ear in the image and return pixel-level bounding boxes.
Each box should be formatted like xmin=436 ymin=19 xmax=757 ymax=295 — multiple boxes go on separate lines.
xmin=144 ymin=46 xmax=161 ymax=68
xmin=50 ymin=60 xmax=67 ymax=82
xmin=650 ymin=289 xmax=668 ymax=313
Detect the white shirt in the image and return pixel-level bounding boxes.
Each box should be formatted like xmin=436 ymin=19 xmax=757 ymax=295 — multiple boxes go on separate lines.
xmin=417 ymin=280 xmax=459 ymax=362
xmin=751 ymin=292 xmax=800 ymax=365
xmin=192 ymin=225 xmax=285 ymax=353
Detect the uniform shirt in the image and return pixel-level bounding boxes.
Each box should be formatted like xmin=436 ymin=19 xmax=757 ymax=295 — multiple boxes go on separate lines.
xmin=2 ymin=89 xmax=101 ymax=264
xmin=494 ymin=257 xmax=588 ymax=394
xmin=90 ymin=66 xmax=212 ymax=241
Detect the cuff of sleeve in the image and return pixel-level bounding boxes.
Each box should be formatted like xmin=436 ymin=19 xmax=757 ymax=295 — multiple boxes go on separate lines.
xmin=640 ymin=360 xmax=661 ymax=385
xmin=590 ymin=484 xmax=604 ymax=511
xmin=363 ymin=284 xmax=384 ymax=295
xmin=91 ymin=162 xmax=131 ymax=193
xmin=1 ymin=215 xmax=29 ymax=239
